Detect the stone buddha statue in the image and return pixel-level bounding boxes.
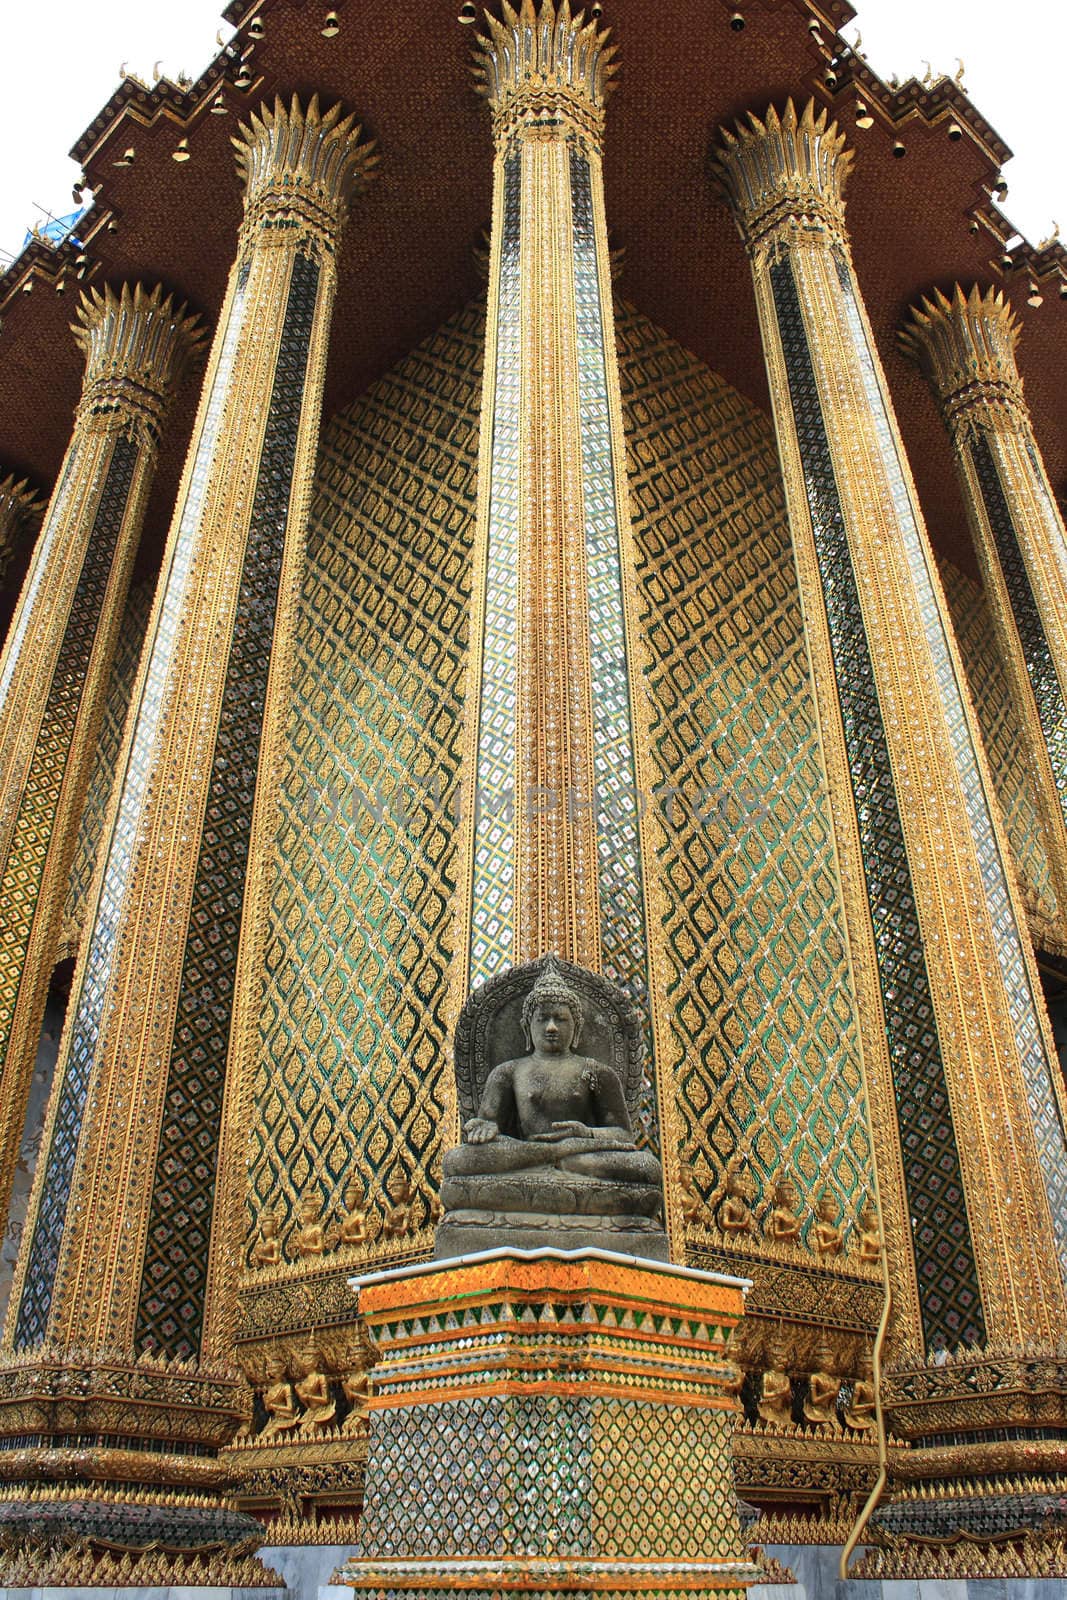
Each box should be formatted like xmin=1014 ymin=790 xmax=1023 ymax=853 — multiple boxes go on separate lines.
xmin=435 ymin=956 xmax=668 ymax=1260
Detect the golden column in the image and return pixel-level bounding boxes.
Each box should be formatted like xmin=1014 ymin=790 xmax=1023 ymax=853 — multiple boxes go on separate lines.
xmin=460 ymin=0 xmax=655 ymax=1034
xmin=0 ymin=472 xmax=43 ymax=591
xmin=0 ymin=99 xmax=375 ymax=1546
xmin=713 ymin=104 xmax=1067 ymax=1451
xmin=902 ymin=285 xmax=1067 ymax=934
xmin=0 ymin=286 xmax=201 ymax=1242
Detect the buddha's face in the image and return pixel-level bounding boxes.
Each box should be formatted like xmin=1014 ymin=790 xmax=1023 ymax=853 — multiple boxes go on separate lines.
xmin=818 ymin=1196 xmax=835 ymax=1222
xmin=529 ymin=1001 xmax=576 ymax=1056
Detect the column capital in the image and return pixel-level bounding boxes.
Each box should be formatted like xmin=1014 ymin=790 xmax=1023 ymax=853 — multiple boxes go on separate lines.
xmin=713 ymin=99 xmax=853 ymax=257
xmin=473 ymin=0 xmax=616 ymax=153
xmin=73 ymin=283 xmax=204 ymax=442
xmin=900 ymin=284 xmax=1026 ymax=437
xmin=233 ymin=93 xmax=378 ymax=256
xmin=0 ymin=474 xmax=43 ymax=532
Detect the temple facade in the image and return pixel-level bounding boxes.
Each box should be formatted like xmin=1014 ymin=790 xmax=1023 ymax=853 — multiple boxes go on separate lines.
xmin=0 ymin=0 xmax=1065 ymax=1593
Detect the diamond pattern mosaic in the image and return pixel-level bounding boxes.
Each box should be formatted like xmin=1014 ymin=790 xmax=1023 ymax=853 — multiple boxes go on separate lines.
xmin=940 ymin=560 xmax=1057 ymax=927
xmin=0 ymin=436 xmax=137 ymax=1078
xmin=836 ymin=257 xmax=1067 ymax=1283
xmin=969 ymin=430 xmax=1067 ymax=836
xmin=135 ymin=252 xmax=320 ymax=1359
xmin=619 ymin=306 xmax=873 ymax=1233
xmin=770 ymin=253 xmax=984 ymax=1345
xmin=249 ymin=302 xmax=482 ymax=1263
xmin=62 ymin=582 xmax=152 ymax=949
xmin=569 ymin=153 xmax=649 ymax=1028
xmin=16 ymin=264 xmax=252 ymax=1349
xmin=470 ymin=153 xmax=521 ymax=986
xmin=357 ymin=1393 xmax=737 ymax=1563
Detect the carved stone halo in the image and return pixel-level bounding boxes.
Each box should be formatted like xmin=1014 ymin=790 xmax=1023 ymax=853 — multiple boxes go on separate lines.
xmin=452 ymin=953 xmax=645 ymax=1126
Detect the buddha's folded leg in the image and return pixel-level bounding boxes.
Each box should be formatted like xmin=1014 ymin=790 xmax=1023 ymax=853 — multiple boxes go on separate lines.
xmin=558 ymin=1148 xmax=663 ymax=1186
xmin=442 ymin=1138 xmax=554 ymax=1176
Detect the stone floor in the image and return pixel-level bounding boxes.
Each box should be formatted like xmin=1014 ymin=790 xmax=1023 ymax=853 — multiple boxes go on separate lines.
xmin=749 ymin=1545 xmax=1067 ymax=1600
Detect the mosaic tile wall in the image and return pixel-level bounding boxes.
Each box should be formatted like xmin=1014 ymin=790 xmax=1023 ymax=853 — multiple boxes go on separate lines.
xmin=251 ymin=299 xmax=879 ymax=1275
xmin=940 ymin=560 xmax=1058 ymax=929
xmin=355 ymin=1392 xmax=740 ymax=1563
xmin=617 ymin=304 xmax=873 ymax=1245
xmin=249 ymin=303 xmax=483 ymax=1266
xmin=61 ymin=582 xmax=152 ymax=953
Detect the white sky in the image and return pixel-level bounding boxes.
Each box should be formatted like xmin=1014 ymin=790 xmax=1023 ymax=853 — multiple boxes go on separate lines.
xmin=0 ymin=0 xmax=1064 ymax=265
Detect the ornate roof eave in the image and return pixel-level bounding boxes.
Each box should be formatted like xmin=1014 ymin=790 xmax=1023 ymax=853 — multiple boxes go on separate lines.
xmin=791 ymin=34 xmax=1065 ymax=301
xmin=0 ymin=8 xmax=270 ymax=307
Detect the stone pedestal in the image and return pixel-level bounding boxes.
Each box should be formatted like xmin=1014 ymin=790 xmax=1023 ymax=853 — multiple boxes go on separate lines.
xmin=331 ymin=1247 xmax=758 ymax=1599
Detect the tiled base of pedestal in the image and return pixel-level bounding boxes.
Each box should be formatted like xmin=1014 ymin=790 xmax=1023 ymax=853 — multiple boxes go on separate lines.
xmin=331 ymin=1247 xmax=758 ymax=1598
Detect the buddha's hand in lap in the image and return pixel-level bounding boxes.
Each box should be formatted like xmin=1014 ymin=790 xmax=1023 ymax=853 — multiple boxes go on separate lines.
xmin=530 ymin=1121 xmax=591 ymax=1142
xmin=464 ymin=1117 xmax=500 ymax=1144
xmin=531 ymin=1121 xmax=636 ymax=1151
